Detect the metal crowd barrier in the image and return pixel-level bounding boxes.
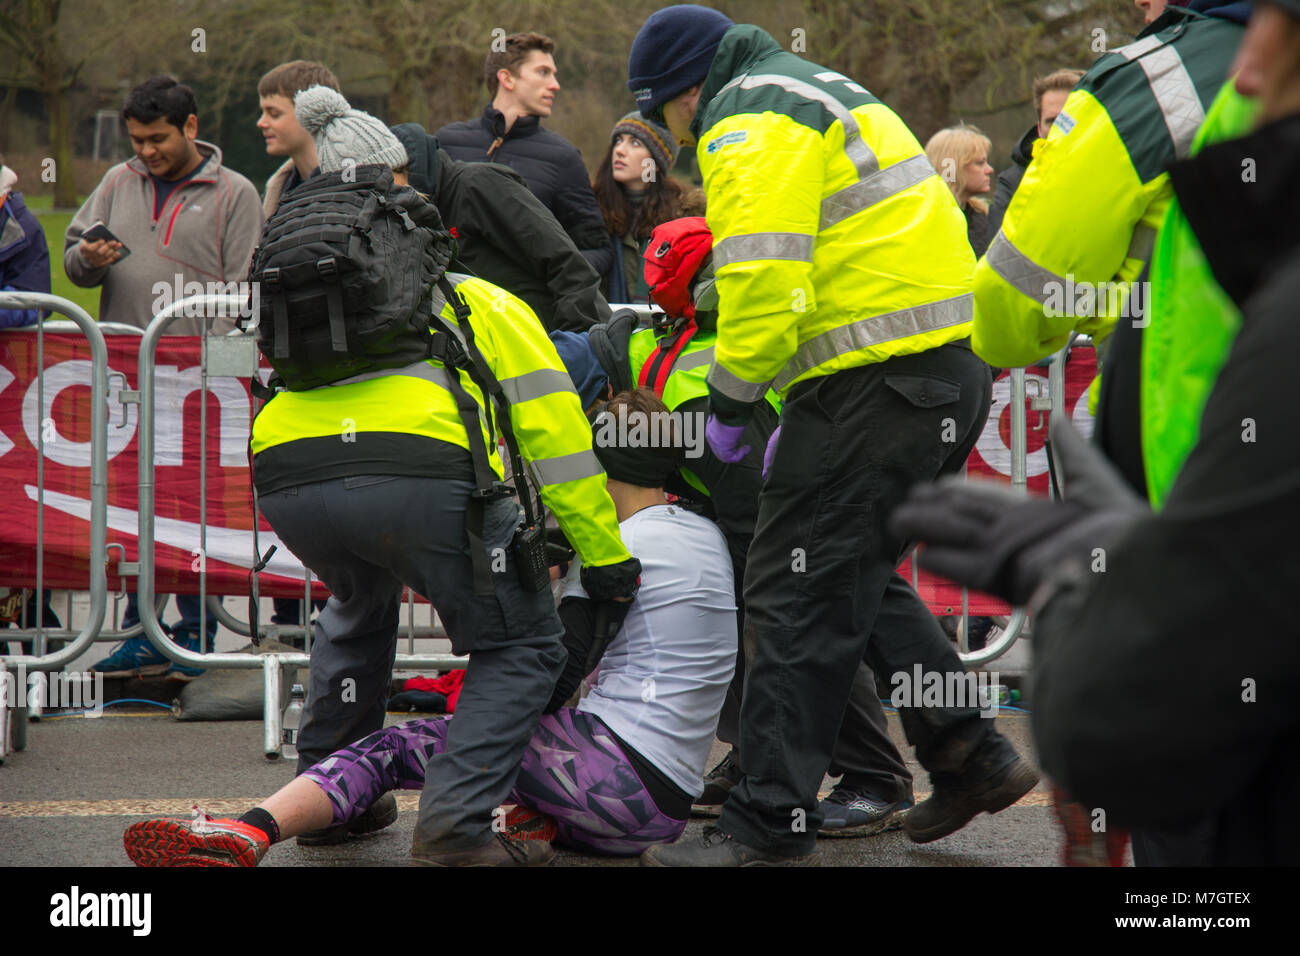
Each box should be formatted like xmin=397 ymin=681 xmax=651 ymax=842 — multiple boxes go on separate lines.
xmin=134 ymin=294 xmax=463 ymax=758
xmin=3 ymin=291 xmax=1079 ymax=761
xmin=0 ymin=293 xmax=109 ymax=758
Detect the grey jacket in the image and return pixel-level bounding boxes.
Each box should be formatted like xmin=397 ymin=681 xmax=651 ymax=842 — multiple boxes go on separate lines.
xmin=64 ymin=141 xmax=263 ymax=334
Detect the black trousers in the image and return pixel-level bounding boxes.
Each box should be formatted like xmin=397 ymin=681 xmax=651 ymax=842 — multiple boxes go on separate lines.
xmin=677 ymin=398 xmax=913 ymax=803
xmin=719 ymin=343 xmax=995 ymax=854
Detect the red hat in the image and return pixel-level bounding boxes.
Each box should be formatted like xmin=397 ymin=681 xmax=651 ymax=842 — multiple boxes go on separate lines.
xmin=643 ymin=216 xmax=712 ymax=321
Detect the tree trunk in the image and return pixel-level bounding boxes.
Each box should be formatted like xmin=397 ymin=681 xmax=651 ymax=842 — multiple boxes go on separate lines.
xmin=47 ymin=88 xmax=76 ymax=207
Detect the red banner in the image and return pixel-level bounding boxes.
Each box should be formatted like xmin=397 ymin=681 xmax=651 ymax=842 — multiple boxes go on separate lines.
xmin=901 ymin=350 xmax=1098 ymax=614
xmin=0 ymin=332 xmax=321 ymax=598
xmin=0 ymin=332 xmax=1095 ymax=611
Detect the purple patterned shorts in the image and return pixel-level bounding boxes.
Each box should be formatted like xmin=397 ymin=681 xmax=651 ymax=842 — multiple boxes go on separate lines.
xmin=302 ymin=707 xmax=687 ymax=856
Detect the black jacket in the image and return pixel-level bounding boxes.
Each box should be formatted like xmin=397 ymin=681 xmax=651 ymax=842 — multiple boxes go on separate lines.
xmin=392 ymin=123 xmax=610 ymax=332
xmin=1032 ymin=113 xmax=1300 ymax=865
xmin=437 ymin=105 xmax=612 ymax=277
xmin=962 ymin=202 xmax=994 ymax=259
xmin=987 ymin=125 xmax=1036 ymax=239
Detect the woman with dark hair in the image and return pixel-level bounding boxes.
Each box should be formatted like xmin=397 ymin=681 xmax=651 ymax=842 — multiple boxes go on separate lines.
xmin=592 ymin=112 xmax=705 ymax=303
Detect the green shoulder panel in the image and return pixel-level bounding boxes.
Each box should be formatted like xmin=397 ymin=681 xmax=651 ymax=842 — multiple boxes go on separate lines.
xmin=700 ymin=24 xmax=881 ymax=139
xmin=1079 ymin=13 xmax=1244 ymax=183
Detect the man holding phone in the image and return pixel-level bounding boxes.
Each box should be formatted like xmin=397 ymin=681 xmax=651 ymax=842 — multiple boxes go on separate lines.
xmin=64 ymin=75 xmax=261 ymax=335
xmin=64 ymin=76 xmax=262 ymax=679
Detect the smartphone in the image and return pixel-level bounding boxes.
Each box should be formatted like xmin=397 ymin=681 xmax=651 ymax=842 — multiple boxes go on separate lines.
xmin=82 ymin=220 xmax=131 ymax=261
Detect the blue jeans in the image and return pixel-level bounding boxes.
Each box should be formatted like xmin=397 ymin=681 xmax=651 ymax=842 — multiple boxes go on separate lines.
xmin=122 ymin=593 xmax=220 ymax=648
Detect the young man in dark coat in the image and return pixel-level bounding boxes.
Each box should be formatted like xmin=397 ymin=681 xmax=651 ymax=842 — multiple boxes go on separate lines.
xmin=436 ymin=32 xmax=613 ymax=279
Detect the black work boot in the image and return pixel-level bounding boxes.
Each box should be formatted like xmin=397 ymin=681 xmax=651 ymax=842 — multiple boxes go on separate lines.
xmin=640 ymin=826 xmax=817 ymax=867
xmin=905 ymin=737 xmax=1038 ymax=844
xmin=297 ymin=791 xmax=399 ymax=846
xmin=691 ymin=748 xmax=741 ymax=818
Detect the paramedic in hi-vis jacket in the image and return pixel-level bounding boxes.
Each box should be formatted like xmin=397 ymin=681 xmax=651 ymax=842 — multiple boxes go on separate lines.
xmin=628 ymin=5 xmax=1037 ymax=867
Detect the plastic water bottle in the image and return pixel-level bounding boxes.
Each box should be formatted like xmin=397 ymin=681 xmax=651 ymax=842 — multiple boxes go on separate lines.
xmin=282 ymin=683 xmax=305 ymax=759
xmin=989 ymin=684 xmax=1020 ymax=706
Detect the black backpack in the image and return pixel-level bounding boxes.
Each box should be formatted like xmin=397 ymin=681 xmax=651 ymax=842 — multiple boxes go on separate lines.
xmin=248 ymin=164 xmax=454 ymax=390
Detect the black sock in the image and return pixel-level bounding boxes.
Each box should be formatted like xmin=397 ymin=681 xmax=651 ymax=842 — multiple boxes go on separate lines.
xmin=238 ymin=807 xmax=281 ymax=845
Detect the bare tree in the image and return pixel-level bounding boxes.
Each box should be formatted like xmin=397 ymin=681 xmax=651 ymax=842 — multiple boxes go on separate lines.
xmin=801 ymin=0 xmax=1138 ymax=137
xmin=0 ymin=0 xmax=120 ymax=205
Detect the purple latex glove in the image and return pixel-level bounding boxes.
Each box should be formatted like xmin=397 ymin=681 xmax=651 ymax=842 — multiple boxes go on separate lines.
xmin=706 ymin=415 xmax=751 ymax=463
xmin=762 ymin=424 xmax=781 ymax=480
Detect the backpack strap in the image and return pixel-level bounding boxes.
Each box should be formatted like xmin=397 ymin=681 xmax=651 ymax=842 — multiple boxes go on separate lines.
xmin=428 ymin=276 xmax=544 ymax=595
xmin=316 ymin=257 xmax=348 ymax=353
xmin=636 ymin=321 xmax=699 ymax=398
xmin=262 ymin=268 xmax=291 ymax=359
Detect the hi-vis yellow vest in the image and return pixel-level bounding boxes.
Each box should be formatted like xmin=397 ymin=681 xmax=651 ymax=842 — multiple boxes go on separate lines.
xmin=251 ymin=274 xmax=630 ymax=568
xmin=694 ymin=25 xmax=975 ymax=418
xmin=972 ymin=7 xmax=1244 ymax=368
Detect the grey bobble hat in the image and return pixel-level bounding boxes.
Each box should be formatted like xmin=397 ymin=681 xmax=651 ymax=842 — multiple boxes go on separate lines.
xmin=295 ymin=85 xmax=409 ymax=174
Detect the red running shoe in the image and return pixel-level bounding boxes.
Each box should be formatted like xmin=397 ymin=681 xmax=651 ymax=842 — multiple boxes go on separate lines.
xmin=500 ymin=805 xmax=559 ymax=842
xmin=124 ymin=810 xmax=270 ymax=867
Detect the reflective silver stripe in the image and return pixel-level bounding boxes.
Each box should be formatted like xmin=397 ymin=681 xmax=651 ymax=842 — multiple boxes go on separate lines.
xmin=707 ymin=362 xmax=772 ymax=404
xmin=500 ymin=368 xmax=576 ymax=405
xmin=328 ymin=361 xmax=455 ymax=390
xmin=1118 ymin=39 xmax=1204 ymax=159
xmin=716 ymin=73 xmax=878 ymax=177
xmin=820 ymin=154 xmax=937 ymax=230
xmin=986 ymin=231 xmax=1067 ymax=306
xmin=1114 ymin=34 xmax=1164 ymax=61
xmin=1137 ymin=46 xmax=1204 ymax=158
xmin=672 ymin=345 xmax=716 ymax=374
xmin=713 ymin=232 xmax=814 ymax=267
xmin=773 ymin=294 xmax=973 ymax=391
xmin=1127 ymin=223 xmax=1157 ymax=263
xmin=529 ymin=448 xmax=605 ymax=485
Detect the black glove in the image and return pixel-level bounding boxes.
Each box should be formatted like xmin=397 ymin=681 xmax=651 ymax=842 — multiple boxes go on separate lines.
xmin=545 ymin=527 xmax=576 ymax=566
xmin=579 ymin=556 xmax=642 ymax=603
xmin=889 ymin=420 xmax=1145 ymax=606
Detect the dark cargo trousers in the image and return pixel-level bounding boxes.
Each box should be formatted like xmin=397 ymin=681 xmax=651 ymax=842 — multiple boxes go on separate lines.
xmin=258 ymin=476 xmax=565 ymax=850
xmin=719 ymin=343 xmax=995 ymax=855
xmin=680 ymin=396 xmax=913 ymax=803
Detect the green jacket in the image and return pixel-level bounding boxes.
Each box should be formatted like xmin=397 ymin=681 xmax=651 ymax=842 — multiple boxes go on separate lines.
xmin=973 ymin=7 xmax=1244 ymax=367
xmin=1142 ymin=83 xmax=1259 ymax=509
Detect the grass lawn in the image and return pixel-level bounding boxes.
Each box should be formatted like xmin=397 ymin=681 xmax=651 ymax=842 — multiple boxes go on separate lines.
xmin=22 ymin=193 xmax=101 ymax=320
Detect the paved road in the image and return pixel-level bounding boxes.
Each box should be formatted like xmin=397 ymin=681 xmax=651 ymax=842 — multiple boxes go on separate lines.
xmin=0 ymin=703 xmax=1071 ymax=867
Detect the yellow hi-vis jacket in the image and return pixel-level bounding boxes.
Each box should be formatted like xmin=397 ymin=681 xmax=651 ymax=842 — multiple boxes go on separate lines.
xmin=694 ymin=25 xmax=976 ymax=421
xmin=972 ymin=6 xmax=1244 ymax=369
xmin=250 ymin=273 xmax=630 ymax=569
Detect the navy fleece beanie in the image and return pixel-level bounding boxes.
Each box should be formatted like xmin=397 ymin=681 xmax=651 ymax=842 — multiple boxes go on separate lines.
xmin=628 ymin=5 xmax=734 ymax=118
xmin=549 ymin=331 xmax=609 ymax=408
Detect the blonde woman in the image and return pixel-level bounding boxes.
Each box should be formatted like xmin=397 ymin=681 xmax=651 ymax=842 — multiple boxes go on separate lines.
xmin=926 ymin=124 xmax=995 ymax=257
